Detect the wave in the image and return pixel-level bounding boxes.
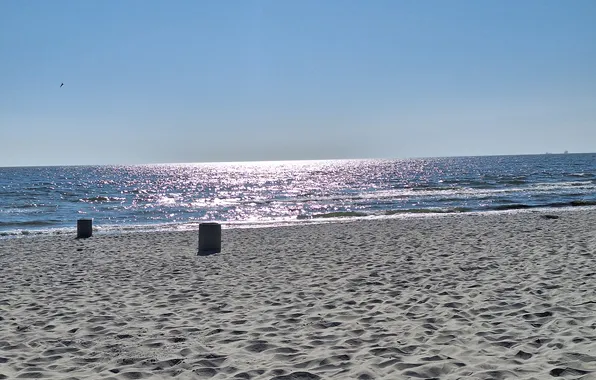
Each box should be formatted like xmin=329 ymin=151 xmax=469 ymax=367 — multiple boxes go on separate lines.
xmin=80 ymin=196 xmax=126 ymax=203
xmin=301 ymin=201 xmax=596 ymax=220
xmin=489 ymin=204 xmax=534 ymax=211
xmin=299 ymin=211 xmax=369 ymax=219
xmin=501 ymin=179 xmax=529 ymax=185
xmin=569 ymin=200 xmax=596 ymax=207
xmin=3 ymin=203 xmax=58 ymax=210
xmin=0 ymin=220 xmax=61 ymax=227
xmin=487 ymin=200 xmax=596 ymax=212
xmin=263 ymin=181 xmax=596 ymax=206
xmin=384 ymin=207 xmax=471 ymax=215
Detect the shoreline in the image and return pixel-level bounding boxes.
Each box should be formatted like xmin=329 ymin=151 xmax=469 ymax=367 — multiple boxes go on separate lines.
xmin=1 ymin=208 xmax=596 ymax=379
xmin=2 ymin=205 xmax=596 ymax=241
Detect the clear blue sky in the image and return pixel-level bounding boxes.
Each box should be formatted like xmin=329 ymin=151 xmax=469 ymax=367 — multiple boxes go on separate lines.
xmin=1 ymin=0 xmax=595 ymax=166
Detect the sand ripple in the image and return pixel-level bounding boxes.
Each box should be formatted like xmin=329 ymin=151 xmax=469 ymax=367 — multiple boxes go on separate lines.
xmin=1 ymin=210 xmax=596 ymax=379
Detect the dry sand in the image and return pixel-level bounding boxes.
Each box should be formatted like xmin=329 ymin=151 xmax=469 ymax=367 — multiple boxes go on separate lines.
xmin=1 ymin=209 xmax=596 ymax=380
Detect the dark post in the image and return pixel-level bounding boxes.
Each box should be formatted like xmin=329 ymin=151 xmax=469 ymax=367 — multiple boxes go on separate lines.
xmin=198 ymin=222 xmax=221 ymax=255
xmin=77 ymin=218 xmax=93 ymax=239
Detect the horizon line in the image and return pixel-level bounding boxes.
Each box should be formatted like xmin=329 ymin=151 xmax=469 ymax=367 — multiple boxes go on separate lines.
xmin=0 ymin=151 xmax=590 ymax=169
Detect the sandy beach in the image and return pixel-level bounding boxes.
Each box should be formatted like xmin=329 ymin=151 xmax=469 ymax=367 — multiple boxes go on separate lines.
xmin=1 ymin=209 xmax=596 ymax=380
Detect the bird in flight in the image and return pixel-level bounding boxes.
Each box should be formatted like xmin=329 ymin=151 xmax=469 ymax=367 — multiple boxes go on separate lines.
xmin=60 ymin=83 xmax=64 ymax=88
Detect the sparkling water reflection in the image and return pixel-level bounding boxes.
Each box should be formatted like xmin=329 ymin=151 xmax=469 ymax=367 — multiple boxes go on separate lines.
xmin=1 ymin=154 xmax=595 ymax=237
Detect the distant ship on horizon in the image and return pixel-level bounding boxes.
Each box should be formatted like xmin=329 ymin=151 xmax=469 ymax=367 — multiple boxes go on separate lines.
xmin=545 ymin=150 xmax=569 ymax=155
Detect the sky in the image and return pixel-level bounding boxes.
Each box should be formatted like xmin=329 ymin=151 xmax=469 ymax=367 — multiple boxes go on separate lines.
xmin=1 ymin=0 xmax=595 ymax=166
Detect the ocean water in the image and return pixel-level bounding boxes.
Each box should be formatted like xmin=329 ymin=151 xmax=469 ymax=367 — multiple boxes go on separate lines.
xmin=1 ymin=154 xmax=595 ymax=238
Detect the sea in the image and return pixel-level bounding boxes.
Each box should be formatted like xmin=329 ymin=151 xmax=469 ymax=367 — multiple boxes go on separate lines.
xmin=1 ymin=153 xmax=595 ymax=238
